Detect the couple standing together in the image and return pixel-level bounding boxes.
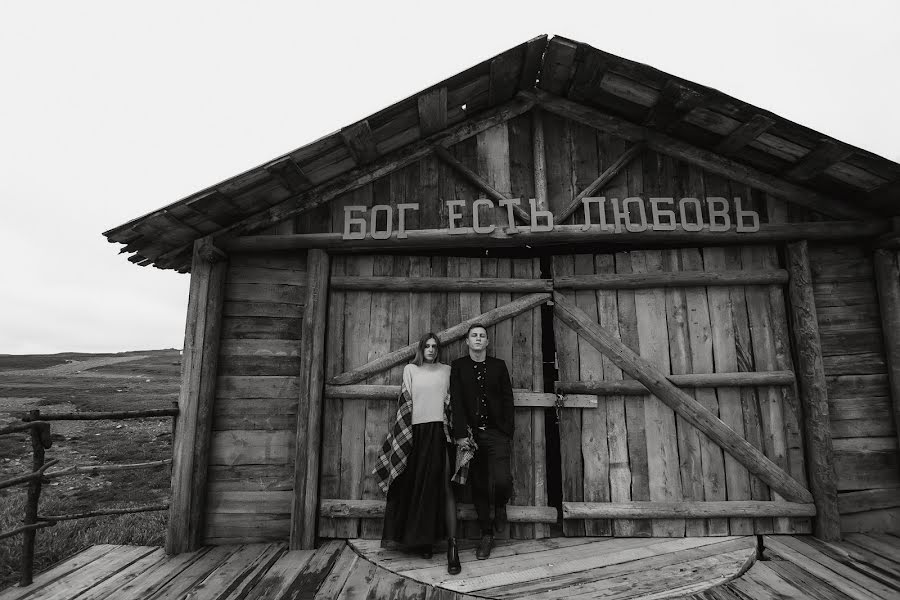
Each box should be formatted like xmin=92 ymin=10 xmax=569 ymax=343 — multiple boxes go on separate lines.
xmin=374 ymin=324 xmax=515 ymax=575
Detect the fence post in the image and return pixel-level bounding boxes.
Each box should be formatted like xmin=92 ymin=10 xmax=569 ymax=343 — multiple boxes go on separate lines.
xmin=21 ymin=412 xmax=52 ymax=586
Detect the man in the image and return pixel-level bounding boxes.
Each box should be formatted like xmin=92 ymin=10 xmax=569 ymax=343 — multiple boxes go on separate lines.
xmin=450 ymin=323 xmax=515 ymax=559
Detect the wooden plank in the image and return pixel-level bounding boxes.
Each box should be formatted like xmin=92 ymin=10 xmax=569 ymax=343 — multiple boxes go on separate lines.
xmin=714 ymin=114 xmax=776 ymax=156
xmin=663 ymin=247 xmax=705 ymax=536
xmin=554 ymin=268 xmax=788 ymax=289
xmin=482 ymin=537 xmax=753 ymax=599
xmin=553 ymin=291 xmax=815 ymax=504
xmin=531 ymin=90 xmax=872 ymax=220
xmin=843 ymin=533 xmax=900 ymax=563
xmin=787 ymin=240 xmax=841 ymax=540
xmin=616 ymin=250 xmax=652 ymax=537
xmin=222 ymin=301 xmax=303 ymax=319
xmin=591 ymin=253 xmax=632 ymax=537
xmin=531 ymin=257 xmax=548 ymax=539
xmin=704 ymin=245 xmax=753 ymax=535
xmin=874 ymin=248 xmax=900 ymax=458
xmin=337 ymin=252 xmax=373 ymax=539
xmin=220 ymin=316 xmax=303 ymax=340
xmin=360 ymin=254 xmax=395 ymax=539
xmin=434 ymin=537 xmax=751 ymax=594
xmin=800 ymin=536 xmax=900 ymax=591
xmin=742 ymin=237 xmax=791 ymax=534
xmin=766 ymin=536 xmax=897 ymax=600
xmin=312 ymin=545 xmax=360 ymax=600
xmin=208 ymin=464 xmax=292 ymax=491
xmin=224 ymin=220 xmax=891 ymax=253
xmin=210 ymin=430 xmax=294 ymax=466
xmin=532 ymin=108 xmax=549 ymax=212
xmin=632 ymin=246 xmax=684 ymax=536
xmin=729 ymin=561 xmax=817 ymax=600
xmin=682 ymin=246 xmax=729 ymax=535
xmin=204 ymin=516 xmax=291 ymax=544
xmin=563 ymin=501 xmax=815 ymax=518
xmin=167 ymin=240 xmax=227 ymax=554
xmin=839 ymin=488 xmax=900 ymax=514
xmin=328 ymin=292 xmax=551 ymax=385
xmin=493 ymin=259 xmax=513 ymax=540
xmin=186 ymin=543 xmax=284 ymax=600
xmin=212 ymin=398 xmax=295 ymax=431
xmin=511 ymin=259 xmax=535 ymax=539
xmin=553 ymin=254 xmax=583 ymax=537
xmin=319 ymin=257 xmax=345 ymax=538
xmin=573 ymin=253 xmax=610 ymax=537
xmin=97 ymin=546 xmax=220 ymax=600
xmin=242 ymin=549 xmax=314 ymax=600
xmin=418 ymin=87 xmax=448 ymax=137
xmin=329 ymin=276 xmax=551 ymax=292
xmin=216 ymin=376 xmax=299 ymax=399
xmin=785 ymin=140 xmax=854 ymax=181
xmin=225 ymin=283 xmax=305 ymax=305
xmin=35 ymin=546 xmax=160 ymax=600
xmin=227 ymin=265 xmax=305 ymax=285
xmin=0 ymin=545 xmax=118 ymax=600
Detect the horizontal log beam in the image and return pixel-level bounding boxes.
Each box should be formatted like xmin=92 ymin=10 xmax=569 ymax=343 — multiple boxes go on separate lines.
xmin=320 ymin=499 xmax=557 ymax=523
xmin=553 ymin=291 xmax=814 ymax=504
xmin=556 ymin=371 xmax=795 ymax=395
xmin=222 ymin=221 xmax=888 ymax=253
xmin=527 ymin=90 xmax=873 ymax=220
xmin=433 ymin=146 xmax=531 ymax=224
xmin=562 ymin=501 xmax=816 ymax=519
xmin=329 ymin=276 xmax=552 ymax=293
xmin=554 ymin=269 xmax=788 ymax=290
xmin=324 ymin=385 xmax=596 ymax=408
xmin=837 ymin=489 xmax=900 ymax=514
xmin=328 ymin=292 xmax=550 ymax=385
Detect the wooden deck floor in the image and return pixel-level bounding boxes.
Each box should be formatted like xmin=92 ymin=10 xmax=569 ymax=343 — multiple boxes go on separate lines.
xmin=0 ymin=534 xmax=896 ymax=599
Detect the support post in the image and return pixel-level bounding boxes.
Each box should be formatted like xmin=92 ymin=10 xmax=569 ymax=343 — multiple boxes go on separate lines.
xmin=532 ymin=107 xmax=549 ymax=212
xmin=786 ymin=240 xmax=841 ymax=540
xmin=873 ymin=248 xmax=900 ymax=459
xmin=20 ymin=417 xmax=51 ymax=586
xmin=166 ymin=238 xmax=227 ymax=554
xmin=290 ymin=249 xmax=331 ymax=549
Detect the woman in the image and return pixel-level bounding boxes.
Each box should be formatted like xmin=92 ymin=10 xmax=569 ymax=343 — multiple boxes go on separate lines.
xmin=373 ymin=332 xmax=462 ymax=575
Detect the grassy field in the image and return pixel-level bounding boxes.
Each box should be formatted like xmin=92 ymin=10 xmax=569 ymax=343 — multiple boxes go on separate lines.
xmin=0 ymin=350 xmax=181 ymax=590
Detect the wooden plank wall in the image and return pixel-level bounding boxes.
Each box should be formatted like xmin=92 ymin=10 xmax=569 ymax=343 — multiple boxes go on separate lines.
xmin=809 ymin=243 xmax=900 ymax=533
xmin=203 ymin=250 xmax=307 ymax=544
xmin=320 ymin=254 xmax=546 ymax=540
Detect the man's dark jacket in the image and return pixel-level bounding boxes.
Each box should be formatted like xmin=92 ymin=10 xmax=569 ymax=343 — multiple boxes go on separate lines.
xmin=450 ymin=355 xmax=515 ymax=439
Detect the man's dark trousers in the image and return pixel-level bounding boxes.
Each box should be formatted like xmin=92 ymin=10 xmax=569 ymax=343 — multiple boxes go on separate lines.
xmin=471 ymin=428 xmax=513 ymax=533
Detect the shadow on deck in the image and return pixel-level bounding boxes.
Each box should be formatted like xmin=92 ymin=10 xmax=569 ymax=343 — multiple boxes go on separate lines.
xmin=1 ymin=534 xmax=897 ymax=599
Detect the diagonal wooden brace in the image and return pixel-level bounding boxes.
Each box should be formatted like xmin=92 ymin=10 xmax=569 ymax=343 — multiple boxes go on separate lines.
xmin=553 ymin=291 xmax=814 ymax=504
xmin=329 ymin=292 xmax=551 ymax=385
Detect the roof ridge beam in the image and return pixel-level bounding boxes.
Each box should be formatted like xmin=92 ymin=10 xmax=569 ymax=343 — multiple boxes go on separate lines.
xmin=526 ymin=90 xmax=873 ymax=220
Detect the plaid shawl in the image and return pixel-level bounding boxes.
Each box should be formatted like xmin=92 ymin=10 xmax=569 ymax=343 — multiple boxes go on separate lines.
xmin=373 ymin=380 xmax=474 ymax=493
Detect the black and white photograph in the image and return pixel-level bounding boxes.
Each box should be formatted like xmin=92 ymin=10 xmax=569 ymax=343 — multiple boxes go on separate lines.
xmin=1 ymin=1 xmax=899 ymax=598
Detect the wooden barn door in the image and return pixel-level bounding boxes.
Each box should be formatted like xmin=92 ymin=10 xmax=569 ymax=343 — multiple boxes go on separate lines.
xmin=552 ymin=246 xmax=812 ymax=537
xmin=319 ymin=254 xmax=554 ymax=540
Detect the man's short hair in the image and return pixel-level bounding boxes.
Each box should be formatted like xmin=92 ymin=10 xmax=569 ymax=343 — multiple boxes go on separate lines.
xmin=467 ymin=323 xmax=488 ymax=336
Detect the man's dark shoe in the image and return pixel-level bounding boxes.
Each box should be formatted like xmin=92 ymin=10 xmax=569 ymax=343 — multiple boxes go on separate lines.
xmin=447 ymin=537 xmax=461 ymax=575
xmin=475 ymin=533 xmax=494 ymax=560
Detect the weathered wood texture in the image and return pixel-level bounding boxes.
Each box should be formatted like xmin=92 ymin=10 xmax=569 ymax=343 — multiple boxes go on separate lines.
xmin=167 ymin=240 xmax=228 ymax=554
xmin=290 ymin=249 xmax=330 ymax=549
xmin=811 ymin=243 xmax=900 ymax=534
xmin=552 ymin=242 xmax=807 ymax=537
xmin=204 ymin=250 xmax=306 ymax=545
xmin=787 ymin=241 xmax=841 ymax=540
xmin=321 ymin=251 xmax=546 ymax=540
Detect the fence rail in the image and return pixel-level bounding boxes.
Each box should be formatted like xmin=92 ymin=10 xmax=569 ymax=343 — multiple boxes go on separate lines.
xmin=0 ymin=406 xmax=178 ymax=587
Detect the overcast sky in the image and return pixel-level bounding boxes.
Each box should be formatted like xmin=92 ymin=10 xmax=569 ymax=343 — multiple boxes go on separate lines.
xmin=1 ymin=1 xmax=898 ymax=355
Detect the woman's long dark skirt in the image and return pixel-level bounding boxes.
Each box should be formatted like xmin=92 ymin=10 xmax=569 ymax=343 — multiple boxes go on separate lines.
xmin=381 ymin=422 xmax=449 ymax=548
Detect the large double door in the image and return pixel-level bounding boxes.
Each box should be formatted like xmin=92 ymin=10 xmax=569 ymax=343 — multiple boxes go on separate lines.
xmin=319 ymin=247 xmax=811 ymax=539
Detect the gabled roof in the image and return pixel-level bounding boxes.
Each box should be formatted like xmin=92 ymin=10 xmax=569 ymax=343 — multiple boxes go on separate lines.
xmin=104 ymin=35 xmax=900 ymax=272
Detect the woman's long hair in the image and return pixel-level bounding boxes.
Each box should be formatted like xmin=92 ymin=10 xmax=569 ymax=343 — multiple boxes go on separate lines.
xmin=410 ymin=332 xmax=441 ymax=366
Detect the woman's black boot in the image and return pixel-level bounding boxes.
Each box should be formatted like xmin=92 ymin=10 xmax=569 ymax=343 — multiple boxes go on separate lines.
xmin=447 ymin=537 xmax=461 ymax=575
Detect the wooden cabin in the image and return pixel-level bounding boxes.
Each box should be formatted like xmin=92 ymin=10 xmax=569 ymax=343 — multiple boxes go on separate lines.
xmin=104 ymin=34 xmax=900 ymax=555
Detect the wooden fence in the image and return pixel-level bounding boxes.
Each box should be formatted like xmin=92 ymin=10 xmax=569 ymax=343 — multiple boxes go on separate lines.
xmin=0 ymin=407 xmax=178 ymax=587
